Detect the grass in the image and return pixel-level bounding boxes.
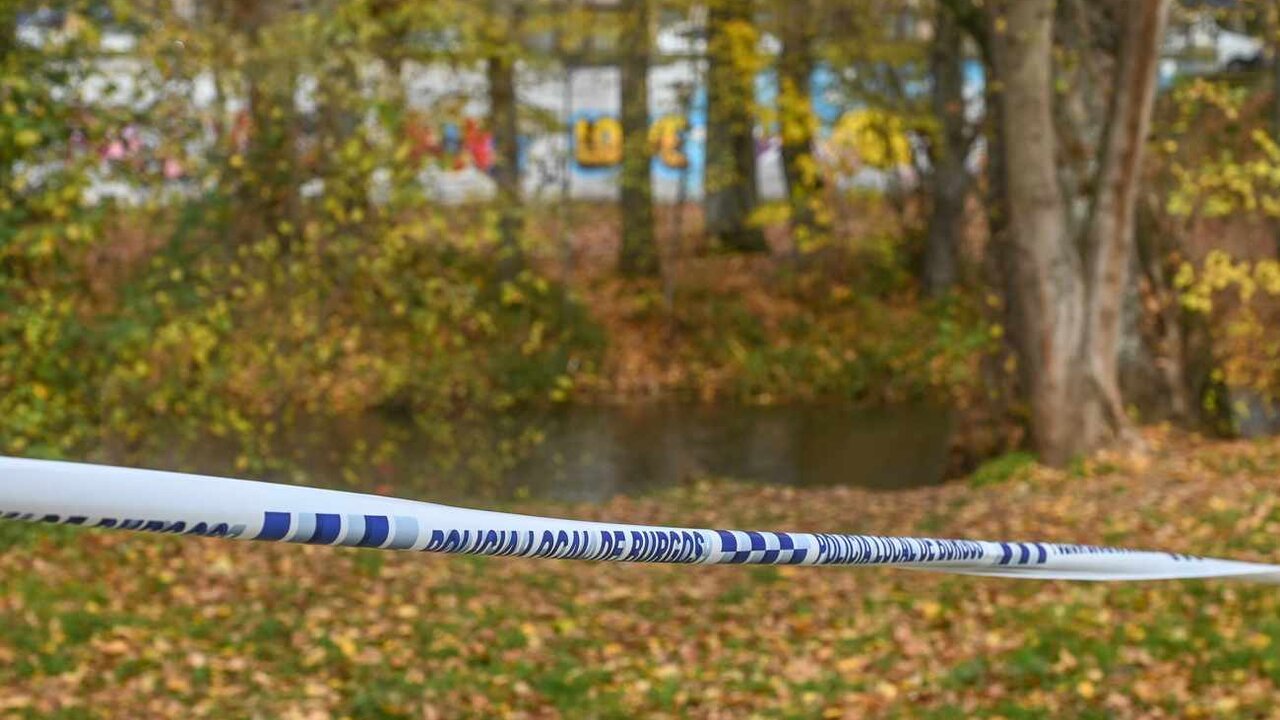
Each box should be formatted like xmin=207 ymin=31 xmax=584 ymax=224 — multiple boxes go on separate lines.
xmin=1 ymin=427 xmax=1279 ymax=717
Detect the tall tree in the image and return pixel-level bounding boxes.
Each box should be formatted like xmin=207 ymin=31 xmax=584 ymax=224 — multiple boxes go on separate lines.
xmin=315 ymin=3 xmax=371 ymax=218
xmin=618 ymin=0 xmax=659 ymax=276
xmin=230 ymin=0 xmax=301 ymax=244
xmin=704 ymin=0 xmax=768 ymax=253
xmin=777 ymin=0 xmax=829 ymax=253
xmin=488 ymin=1 xmax=524 ymax=279
xmin=1271 ymin=4 xmax=1280 ymax=258
xmin=992 ymin=0 xmax=1169 ymax=464
xmin=0 ymin=4 xmax=13 ymax=73
xmin=974 ymin=3 xmax=1014 ymax=334
xmin=922 ymin=1 xmax=968 ymax=296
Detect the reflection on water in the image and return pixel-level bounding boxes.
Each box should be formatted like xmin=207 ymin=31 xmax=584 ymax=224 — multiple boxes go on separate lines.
xmin=137 ymin=403 xmax=954 ymax=504
xmin=514 ymin=404 xmax=955 ymax=503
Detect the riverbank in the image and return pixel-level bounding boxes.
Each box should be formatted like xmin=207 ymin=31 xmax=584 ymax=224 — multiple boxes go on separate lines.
xmin=524 ymin=198 xmax=994 ymax=407
xmin=3 ymin=199 xmax=1007 ymax=479
xmin=2 ymin=428 xmax=1278 ymax=718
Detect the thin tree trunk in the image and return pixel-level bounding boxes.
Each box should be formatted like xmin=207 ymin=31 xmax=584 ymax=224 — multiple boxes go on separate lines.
xmin=975 ymin=9 xmax=1010 ymax=291
xmin=0 ymin=5 xmax=14 ymax=66
xmin=319 ymin=44 xmax=369 ymax=215
xmin=0 ymin=7 xmax=14 ymax=162
xmin=1272 ymin=6 xmax=1280 ymax=258
xmin=1134 ymin=194 xmax=1192 ymax=422
xmin=558 ymin=63 xmax=574 ymax=295
xmin=1079 ymin=0 xmax=1169 ymax=447
xmin=618 ymin=0 xmax=659 ymax=276
xmin=704 ymin=0 xmax=767 ymax=253
xmin=939 ymin=0 xmax=1025 ymax=429
xmin=777 ymin=0 xmax=828 ymax=256
xmin=488 ymin=6 xmax=523 ymax=281
xmin=923 ymin=1 xmax=967 ymax=297
xmin=233 ymin=0 xmax=298 ymax=247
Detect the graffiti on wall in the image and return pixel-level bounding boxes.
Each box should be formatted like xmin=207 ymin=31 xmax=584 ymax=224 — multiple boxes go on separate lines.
xmin=649 ymin=115 xmax=691 ymax=170
xmin=404 ymin=111 xmax=495 ymax=172
xmin=571 ymin=113 xmax=692 ymax=171
xmin=568 ymin=109 xmax=910 ymax=172
xmin=573 ymin=116 xmax=622 ymax=168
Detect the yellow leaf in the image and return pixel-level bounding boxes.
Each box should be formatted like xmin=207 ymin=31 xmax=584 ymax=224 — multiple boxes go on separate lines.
xmin=15 ymin=129 xmax=40 ymax=148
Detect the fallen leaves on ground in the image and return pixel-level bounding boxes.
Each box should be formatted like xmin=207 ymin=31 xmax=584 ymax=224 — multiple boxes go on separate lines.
xmin=3 ymin=428 xmax=1280 ymax=718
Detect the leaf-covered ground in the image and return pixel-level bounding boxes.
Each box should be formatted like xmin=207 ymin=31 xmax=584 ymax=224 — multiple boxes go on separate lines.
xmin=3 ymin=429 xmax=1280 ymax=718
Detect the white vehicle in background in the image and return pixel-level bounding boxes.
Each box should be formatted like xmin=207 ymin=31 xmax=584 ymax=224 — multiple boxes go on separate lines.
xmin=1162 ymin=14 xmax=1264 ymax=76
xmin=1217 ymin=28 xmax=1265 ymax=72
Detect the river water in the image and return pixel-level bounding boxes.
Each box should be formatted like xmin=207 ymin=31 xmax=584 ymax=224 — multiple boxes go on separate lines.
xmin=511 ymin=403 xmax=955 ymax=502
xmin=140 ymin=403 xmax=955 ymax=504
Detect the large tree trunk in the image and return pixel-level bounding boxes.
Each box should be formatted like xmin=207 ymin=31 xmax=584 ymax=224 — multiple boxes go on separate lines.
xmin=618 ymin=0 xmax=659 ymax=276
xmin=997 ymin=0 xmax=1086 ymax=466
xmin=994 ymin=0 xmax=1168 ymax=465
xmin=777 ymin=0 xmax=828 ymax=254
xmin=488 ymin=3 xmax=524 ymax=280
xmin=923 ymin=2 xmax=967 ymax=297
xmin=704 ymin=0 xmax=767 ymax=253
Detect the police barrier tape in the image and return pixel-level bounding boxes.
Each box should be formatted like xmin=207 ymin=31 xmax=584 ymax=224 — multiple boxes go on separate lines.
xmin=3 ymin=456 xmax=1280 ymax=583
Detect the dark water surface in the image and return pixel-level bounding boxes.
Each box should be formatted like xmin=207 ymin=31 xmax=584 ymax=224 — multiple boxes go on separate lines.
xmin=142 ymin=403 xmax=954 ymax=504
xmin=512 ymin=403 xmax=955 ymax=503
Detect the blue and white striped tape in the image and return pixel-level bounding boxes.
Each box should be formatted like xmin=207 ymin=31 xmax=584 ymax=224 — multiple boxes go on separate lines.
xmin=2 ymin=456 xmax=1278 ymax=583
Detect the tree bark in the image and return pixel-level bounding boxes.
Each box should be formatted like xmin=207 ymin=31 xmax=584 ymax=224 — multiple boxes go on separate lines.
xmin=488 ymin=3 xmax=524 ymax=280
xmin=704 ymin=0 xmax=767 ymax=253
xmin=923 ymin=1 xmax=967 ymax=296
xmin=993 ymin=0 xmax=1168 ymax=465
xmin=1134 ymin=194 xmax=1192 ymax=423
xmin=1079 ymin=0 xmax=1169 ymax=447
xmin=1272 ymin=6 xmax=1280 ymax=259
xmin=0 ymin=5 xmax=14 ymax=63
xmin=231 ymin=0 xmax=299 ymax=247
xmin=976 ymin=9 xmax=1012 ymax=300
xmin=777 ymin=0 xmax=828 ymax=255
xmin=618 ymin=0 xmax=659 ymax=276
xmin=317 ymin=37 xmax=370 ymax=216
xmin=997 ymin=0 xmax=1086 ymax=466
